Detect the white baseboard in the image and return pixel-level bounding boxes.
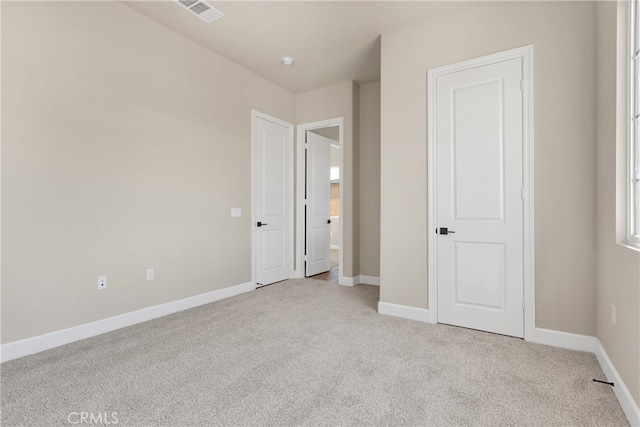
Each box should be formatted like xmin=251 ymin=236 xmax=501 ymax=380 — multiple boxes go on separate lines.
xmin=339 ymin=275 xmax=380 ymax=287
xmin=0 ymin=281 xmax=254 ymax=363
xmin=339 ymin=276 xmax=356 ymax=286
xmin=378 ymin=301 xmax=430 ymax=323
xmin=534 ymin=328 xmax=596 ymax=353
xmin=533 ymin=328 xmax=638 ymax=426
xmin=359 ymin=275 xmax=380 ymax=286
xmin=595 ymin=339 xmax=640 ymax=426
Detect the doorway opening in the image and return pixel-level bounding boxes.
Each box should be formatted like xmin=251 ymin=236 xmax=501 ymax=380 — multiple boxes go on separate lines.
xmin=296 ymin=118 xmax=344 ymax=284
xmin=310 ymin=133 xmax=340 ymax=282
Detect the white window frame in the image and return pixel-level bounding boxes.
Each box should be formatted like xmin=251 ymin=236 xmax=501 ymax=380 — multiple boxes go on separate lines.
xmin=628 ymin=0 xmax=640 ymax=248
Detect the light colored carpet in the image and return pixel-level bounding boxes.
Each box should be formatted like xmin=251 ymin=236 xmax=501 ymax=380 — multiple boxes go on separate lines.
xmin=1 ymin=279 xmax=629 ymax=426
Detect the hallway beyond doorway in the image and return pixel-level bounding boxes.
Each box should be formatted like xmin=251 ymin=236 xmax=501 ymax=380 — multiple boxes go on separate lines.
xmin=311 ymin=249 xmax=339 ymax=283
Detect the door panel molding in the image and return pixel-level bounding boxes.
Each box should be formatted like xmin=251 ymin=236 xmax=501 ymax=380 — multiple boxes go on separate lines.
xmin=427 ymin=45 xmax=535 ymax=341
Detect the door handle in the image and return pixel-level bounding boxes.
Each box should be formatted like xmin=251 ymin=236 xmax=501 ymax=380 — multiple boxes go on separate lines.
xmin=436 ymin=227 xmax=455 ymax=235
xmin=327 ymin=219 xmax=332 ymax=224
xmin=257 ymin=221 xmax=268 ymax=227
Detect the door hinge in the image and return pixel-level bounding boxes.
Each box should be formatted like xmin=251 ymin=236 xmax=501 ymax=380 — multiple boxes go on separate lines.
xmin=304 ymin=255 xmax=308 ymax=262
xmin=520 ymin=80 xmax=524 ymax=92
xmin=522 ymin=298 xmax=525 ymax=309
xmin=521 ymin=188 xmax=525 ymax=200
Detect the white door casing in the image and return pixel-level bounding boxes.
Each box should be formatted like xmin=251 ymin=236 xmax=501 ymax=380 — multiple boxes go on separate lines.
xmin=428 ymin=46 xmax=535 ymax=340
xmin=305 ymin=131 xmax=332 ymax=277
xmin=252 ymin=111 xmax=293 ymax=287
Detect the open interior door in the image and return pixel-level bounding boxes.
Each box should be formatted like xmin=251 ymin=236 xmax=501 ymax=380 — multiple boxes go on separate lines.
xmin=305 ymin=131 xmax=332 ymax=277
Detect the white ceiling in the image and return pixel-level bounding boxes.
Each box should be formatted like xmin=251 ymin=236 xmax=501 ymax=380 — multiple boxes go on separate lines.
xmin=122 ymin=1 xmax=465 ymax=93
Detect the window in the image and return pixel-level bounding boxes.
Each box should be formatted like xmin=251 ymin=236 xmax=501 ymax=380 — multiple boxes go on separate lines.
xmin=629 ymin=0 xmax=640 ymax=247
xmin=330 ymin=166 xmax=340 ymax=182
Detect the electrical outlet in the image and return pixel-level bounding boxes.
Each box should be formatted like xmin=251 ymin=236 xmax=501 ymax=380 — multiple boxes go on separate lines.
xmin=611 ymin=304 xmax=616 ymax=325
xmin=146 ymin=268 xmax=154 ymax=281
xmin=97 ymin=275 xmax=107 ymax=290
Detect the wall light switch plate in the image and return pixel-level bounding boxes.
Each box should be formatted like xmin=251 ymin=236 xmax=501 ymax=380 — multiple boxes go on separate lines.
xmin=146 ymin=268 xmax=154 ymax=281
xmin=98 ymin=275 xmax=107 ymax=289
xmin=231 ymin=208 xmax=242 ymax=218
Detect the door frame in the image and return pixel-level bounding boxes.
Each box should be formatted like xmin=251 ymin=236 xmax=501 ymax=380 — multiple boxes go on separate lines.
xmin=426 ymin=45 xmax=535 ymax=341
xmin=295 ymin=118 xmax=344 ymax=281
xmin=251 ymin=110 xmax=295 ymax=288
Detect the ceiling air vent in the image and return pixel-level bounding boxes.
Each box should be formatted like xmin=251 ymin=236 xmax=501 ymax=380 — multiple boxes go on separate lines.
xmin=174 ymin=0 xmax=224 ymax=24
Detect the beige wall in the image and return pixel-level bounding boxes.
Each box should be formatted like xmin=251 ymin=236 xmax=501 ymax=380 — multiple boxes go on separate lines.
xmin=295 ymin=81 xmax=360 ymax=278
xmin=359 ymin=82 xmax=381 ymax=278
xmin=1 ymin=1 xmax=294 ymax=343
xmin=595 ymin=1 xmax=640 ymax=407
xmin=380 ymin=1 xmax=598 ymax=335
xmin=312 ymin=127 xmax=340 ymax=142
xmin=5 ymin=3 xmax=635 ymax=408
xmin=296 ymin=81 xmax=380 ymax=279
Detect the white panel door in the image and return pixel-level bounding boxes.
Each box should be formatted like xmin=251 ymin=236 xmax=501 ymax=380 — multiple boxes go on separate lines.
xmin=254 ymin=115 xmax=292 ymax=286
xmin=305 ymin=132 xmax=331 ymax=277
xmin=435 ymin=58 xmax=524 ymax=338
